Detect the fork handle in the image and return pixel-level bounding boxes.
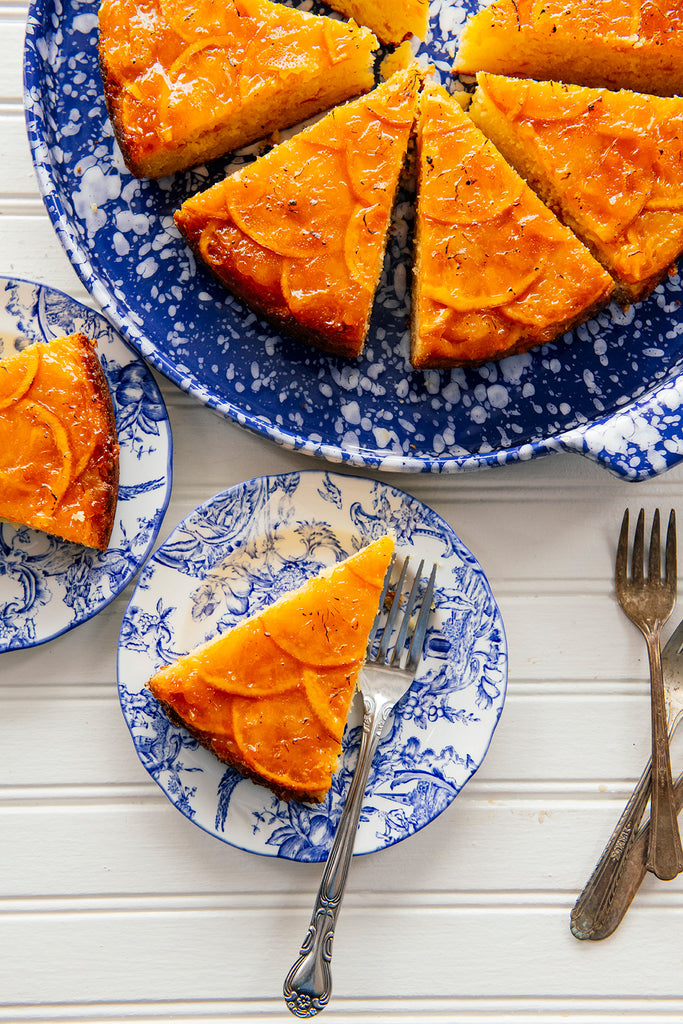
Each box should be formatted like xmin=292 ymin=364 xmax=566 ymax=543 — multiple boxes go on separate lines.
xmin=283 ymin=694 xmax=393 ymax=1017
xmin=589 ymin=771 xmax=683 ymax=940
xmin=570 ymin=758 xmax=652 ymax=939
xmin=644 ymin=631 xmax=683 ymax=880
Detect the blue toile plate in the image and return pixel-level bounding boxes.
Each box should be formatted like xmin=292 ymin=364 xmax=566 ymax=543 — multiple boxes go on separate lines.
xmin=23 ymin=0 xmax=683 ymax=478
xmin=116 ymin=471 xmax=507 ymax=861
xmin=0 ymin=276 xmax=172 ymax=652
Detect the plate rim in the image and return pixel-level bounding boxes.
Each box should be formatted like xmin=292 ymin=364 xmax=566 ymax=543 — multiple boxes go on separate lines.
xmin=0 ymin=272 xmax=174 ymax=652
xmin=115 ymin=467 xmax=509 ymax=861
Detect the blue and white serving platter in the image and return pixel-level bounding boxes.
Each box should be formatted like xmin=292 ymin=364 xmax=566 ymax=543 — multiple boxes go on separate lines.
xmin=116 ymin=471 xmax=507 ymax=861
xmin=23 ymin=0 xmax=683 ymax=479
xmin=0 ymin=276 xmax=172 ymax=652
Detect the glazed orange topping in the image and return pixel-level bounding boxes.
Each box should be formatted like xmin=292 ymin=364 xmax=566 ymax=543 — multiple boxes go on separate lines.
xmin=412 ymin=88 xmax=613 ymax=367
xmin=98 ymin=0 xmax=376 ymax=168
xmin=476 ymin=75 xmax=683 ymax=286
xmin=0 ymin=334 xmax=119 ymax=550
xmin=148 ymin=535 xmax=395 ymax=802
xmin=463 ymin=0 xmax=682 ymax=43
xmin=175 ymin=69 xmax=420 ymax=357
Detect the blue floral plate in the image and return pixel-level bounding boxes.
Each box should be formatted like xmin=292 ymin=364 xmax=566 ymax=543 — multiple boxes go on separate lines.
xmin=0 ymin=276 xmax=172 ymax=652
xmin=23 ymin=0 xmax=683 ymax=479
xmin=116 ymin=470 xmax=507 ymax=861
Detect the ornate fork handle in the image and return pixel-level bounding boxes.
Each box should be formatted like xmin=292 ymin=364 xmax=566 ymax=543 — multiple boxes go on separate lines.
xmin=283 ymin=691 xmax=393 ymax=1018
xmin=570 ymin=757 xmax=652 ymax=939
xmin=643 ymin=629 xmax=683 ymax=880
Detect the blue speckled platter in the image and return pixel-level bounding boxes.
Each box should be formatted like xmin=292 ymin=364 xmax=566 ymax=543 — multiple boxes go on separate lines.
xmin=23 ymin=0 xmax=683 ymax=478
xmin=116 ymin=470 xmax=507 ymax=860
xmin=0 ymin=276 xmax=172 ymax=652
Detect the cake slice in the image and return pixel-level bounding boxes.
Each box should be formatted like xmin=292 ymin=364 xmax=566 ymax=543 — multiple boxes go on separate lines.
xmin=453 ymin=0 xmax=683 ymax=98
xmin=469 ymin=73 xmax=683 ymax=304
xmin=98 ymin=0 xmax=378 ymax=178
xmin=410 ymin=86 xmax=614 ymax=369
xmin=175 ymin=68 xmax=421 ymax=358
xmin=323 ymin=0 xmax=429 ymax=45
xmin=0 ymin=333 xmax=119 ymax=550
xmin=147 ymin=534 xmax=395 ymax=804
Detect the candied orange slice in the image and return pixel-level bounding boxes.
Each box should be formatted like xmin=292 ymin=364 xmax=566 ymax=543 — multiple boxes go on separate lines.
xmin=199 ymin=621 xmax=302 ymax=696
xmin=147 ymin=536 xmax=395 ymax=803
xmin=0 ymin=334 xmax=119 ymax=549
xmin=198 ymin=221 xmax=284 ymax=294
xmin=0 ymin=399 xmax=73 ymax=502
xmin=420 ymin=138 xmax=525 ymax=225
xmin=227 ymin=144 xmax=349 ymax=259
xmin=0 ymin=344 xmax=40 ymax=409
xmin=266 ymin=571 xmax=381 ymax=667
xmin=424 ymin=267 xmax=541 ymax=314
xmin=302 ymin=665 xmax=357 ymax=743
xmin=232 ymin=689 xmax=338 ymax=796
xmin=343 ymin=205 xmax=387 ymax=285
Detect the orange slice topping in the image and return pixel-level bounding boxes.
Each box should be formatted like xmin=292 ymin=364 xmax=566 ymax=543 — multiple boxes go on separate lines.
xmin=0 ymin=399 xmax=73 ymax=503
xmin=199 ymin=621 xmax=303 ymax=696
xmin=232 ymin=689 xmax=339 ymax=796
xmin=0 ymin=344 xmax=40 ymax=410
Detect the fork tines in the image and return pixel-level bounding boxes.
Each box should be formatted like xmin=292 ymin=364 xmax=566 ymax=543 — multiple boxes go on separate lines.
xmin=616 ymin=508 xmax=677 ymax=585
xmin=367 ymin=555 xmax=438 ymax=672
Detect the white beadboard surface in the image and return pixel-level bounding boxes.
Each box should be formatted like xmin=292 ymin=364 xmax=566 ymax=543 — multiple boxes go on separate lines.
xmin=3 ymin=4 xmax=683 ymax=1021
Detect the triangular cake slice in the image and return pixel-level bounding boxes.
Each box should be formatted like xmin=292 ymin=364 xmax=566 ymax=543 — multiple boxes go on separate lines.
xmin=175 ymin=68 xmax=421 ymax=358
xmin=453 ymin=0 xmax=683 ymax=98
xmin=469 ymin=73 xmax=683 ymax=304
xmin=410 ymin=86 xmax=614 ymax=369
xmin=323 ymin=0 xmax=429 ymax=45
xmin=0 ymin=333 xmax=119 ymax=550
xmin=147 ymin=535 xmax=395 ymax=804
xmin=98 ymin=0 xmax=378 ymax=178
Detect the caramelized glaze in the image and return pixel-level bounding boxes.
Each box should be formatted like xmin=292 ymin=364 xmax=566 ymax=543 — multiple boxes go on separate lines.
xmin=0 ymin=333 xmax=119 ymax=550
xmin=98 ymin=0 xmax=377 ymax=177
xmin=147 ymin=535 xmax=395 ymax=803
xmin=175 ymin=69 xmax=420 ymax=358
xmin=411 ymin=87 xmax=614 ymax=368
xmin=471 ymin=74 xmax=683 ymax=300
xmin=454 ymin=0 xmax=683 ymax=96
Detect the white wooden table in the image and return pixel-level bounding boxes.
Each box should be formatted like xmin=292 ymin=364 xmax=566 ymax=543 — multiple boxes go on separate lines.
xmin=2 ymin=4 xmax=683 ymax=1021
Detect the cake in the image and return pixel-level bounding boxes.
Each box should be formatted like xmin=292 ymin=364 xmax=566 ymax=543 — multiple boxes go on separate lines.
xmin=453 ymin=0 xmax=683 ymax=98
xmin=174 ymin=68 xmax=421 ymax=358
xmin=0 ymin=333 xmax=119 ymax=551
xmin=98 ymin=0 xmax=378 ymax=179
xmin=323 ymin=0 xmax=429 ymax=45
xmin=469 ymin=73 xmax=683 ymax=304
xmin=147 ymin=534 xmax=395 ymax=804
xmin=410 ymin=86 xmax=614 ymax=368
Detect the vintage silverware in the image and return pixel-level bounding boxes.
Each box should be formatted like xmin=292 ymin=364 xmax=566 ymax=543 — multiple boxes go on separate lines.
xmin=613 ymin=508 xmax=683 ymax=880
xmin=571 ymin=617 xmax=683 ymax=938
xmin=588 ymin=771 xmax=683 ymax=940
xmin=283 ymin=556 xmax=437 ymax=1018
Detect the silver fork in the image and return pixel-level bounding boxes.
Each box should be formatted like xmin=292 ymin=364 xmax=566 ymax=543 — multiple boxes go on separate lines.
xmin=614 ymin=508 xmax=682 ymax=881
xmin=571 ymin=617 xmax=683 ymax=939
xmin=283 ymin=555 xmax=438 ymax=1018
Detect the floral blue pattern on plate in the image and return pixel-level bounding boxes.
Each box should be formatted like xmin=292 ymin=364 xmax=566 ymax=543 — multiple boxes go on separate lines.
xmin=23 ymin=0 xmax=683 ymax=479
xmin=0 ymin=276 xmax=172 ymax=652
xmin=116 ymin=470 xmax=507 ymax=861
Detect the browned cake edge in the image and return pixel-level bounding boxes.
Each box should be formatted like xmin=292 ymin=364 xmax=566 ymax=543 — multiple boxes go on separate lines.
xmin=149 ymin=690 xmax=335 ymax=805
xmin=64 ymin=332 xmax=120 ymax=551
